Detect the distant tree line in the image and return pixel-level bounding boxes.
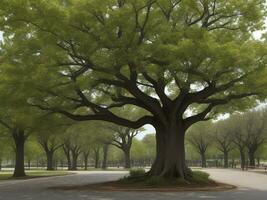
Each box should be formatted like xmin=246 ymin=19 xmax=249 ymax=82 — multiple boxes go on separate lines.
xmin=187 ymin=109 xmax=267 ymax=170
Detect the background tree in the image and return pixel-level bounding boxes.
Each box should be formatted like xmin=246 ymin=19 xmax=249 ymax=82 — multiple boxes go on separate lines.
xmin=141 ymin=134 xmax=156 ymax=166
xmin=0 ymin=105 xmax=42 ymax=177
xmin=25 ymin=140 xmax=42 ymax=170
xmin=36 ymin=115 xmax=70 ymax=170
xmin=0 ymin=132 xmax=9 ymax=170
xmin=109 ymin=126 xmax=140 ymax=169
xmin=38 ymin=134 xmax=63 ymax=170
xmin=131 ymin=138 xmax=148 ymax=167
xmin=62 ymin=135 xmax=72 ymax=171
xmin=214 ymin=120 xmax=234 ymax=168
xmin=229 ymin=114 xmax=248 ymax=170
xmin=242 ymin=110 xmax=267 ymax=167
xmin=187 ymin=121 xmax=213 ymax=168
xmin=1 ymin=0 xmax=267 ymax=179
xmin=101 ymin=143 xmax=109 ymax=170
xmin=63 ymin=126 xmax=83 ymax=171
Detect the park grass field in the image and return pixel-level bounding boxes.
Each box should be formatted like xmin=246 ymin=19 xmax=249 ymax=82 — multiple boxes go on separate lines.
xmin=0 ymin=170 xmax=72 ymax=181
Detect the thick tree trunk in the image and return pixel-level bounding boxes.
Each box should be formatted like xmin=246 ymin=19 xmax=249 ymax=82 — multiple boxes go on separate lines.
xmin=148 ymin=125 xmax=190 ymax=179
xmin=102 ymin=144 xmax=109 ymax=169
xmin=13 ymin=129 xmax=26 ymax=177
xmin=124 ymin=148 xmax=131 ymax=169
xmin=46 ymin=151 xmax=54 ymax=170
xmin=201 ymin=153 xmax=207 ymax=168
xmin=223 ymin=151 xmax=229 ymax=168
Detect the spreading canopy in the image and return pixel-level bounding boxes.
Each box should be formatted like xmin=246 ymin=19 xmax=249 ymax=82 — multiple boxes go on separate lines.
xmin=1 ymin=0 xmax=267 ymax=130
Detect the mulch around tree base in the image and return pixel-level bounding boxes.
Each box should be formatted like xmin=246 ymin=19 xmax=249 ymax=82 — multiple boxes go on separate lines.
xmin=50 ymin=181 xmax=236 ymax=192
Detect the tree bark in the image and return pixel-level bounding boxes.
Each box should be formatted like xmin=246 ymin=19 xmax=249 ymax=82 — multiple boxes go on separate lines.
xmin=84 ymin=157 xmax=88 ymax=170
xmin=70 ymin=146 xmax=81 ymax=171
xmin=27 ymin=160 xmax=31 ymax=170
xmin=238 ymin=148 xmax=246 ymax=170
xmin=13 ymin=129 xmax=26 ymax=177
xmin=63 ymin=146 xmax=71 ymax=170
xmin=124 ymin=148 xmax=131 ymax=169
xmin=201 ymin=153 xmax=207 ymax=168
xmin=102 ymin=144 xmax=109 ymax=169
xmin=223 ymin=151 xmax=229 ymax=168
xmin=248 ymin=150 xmax=256 ymax=167
xmin=46 ymin=151 xmax=54 ymax=170
xmin=148 ymin=124 xmax=191 ymax=179
xmin=71 ymin=154 xmax=78 ymax=170
xmin=83 ymin=152 xmax=89 ymax=170
xmin=94 ymin=148 xmax=100 ymax=168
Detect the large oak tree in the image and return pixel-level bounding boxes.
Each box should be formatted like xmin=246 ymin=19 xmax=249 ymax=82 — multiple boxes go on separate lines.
xmin=1 ymin=0 xmax=267 ymax=179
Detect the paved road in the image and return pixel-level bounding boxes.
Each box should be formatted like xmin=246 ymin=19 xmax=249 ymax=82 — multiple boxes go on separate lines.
xmin=0 ymin=169 xmax=266 ymax=200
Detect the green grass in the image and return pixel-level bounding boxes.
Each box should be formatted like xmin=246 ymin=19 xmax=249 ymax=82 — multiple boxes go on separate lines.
xmin=118 ymin=169 xmax=213 ymax=187
xmin=0 ymin=170 xmax=71 ymax=181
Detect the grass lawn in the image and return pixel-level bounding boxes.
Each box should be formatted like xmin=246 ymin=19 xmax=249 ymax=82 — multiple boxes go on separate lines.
xmin=0 ymin=170 xmax=72 ymax=181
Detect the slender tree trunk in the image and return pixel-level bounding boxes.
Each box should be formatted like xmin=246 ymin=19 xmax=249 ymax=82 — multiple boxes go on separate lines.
xmin=231 ymin=158 xmax=234 ymax=168
xmin=67 ymin=156 xmax=71 ymax=170
xmin=102 ymin=144 xmax=109 ymax=169
xmin=46 ymin=151 xmax=54 ymax=170
xmin=60 ymin=160 xmax=64 ymax=169
xmin=0 ymin=159 xmax=2 ymax=171
xmin=84 ymin=157 xmax=88 ymax=170
xmin=67 ymin=157 xmax=71 ymax=170
xmin=94 ymin=149 xmax=100 ymax=168
xmin=63 ymin=146 xmax=71 ymax=170
xmin=248 ymin=150 xmax=255 ymax=167
xmin=13 ymin=129 xmax=26 ymax=177
xmin=257 ymin=157 xmax=260 ymax=167
xmin=148 ymin=124 xmax=191 ymax=179
xmin=223 ymin=151 xmax=229 ymax=168
xmin=28 ymin=160 xmax=31 ymax=170
xmin=201 ymin=153 xmax=207 ymax=168
xmin=71 ymin=153 xmax=79 ymax=170
xmin=55 ymin=160 xmax=58 ymax=170
xmin=239 ymin=149 xmax=246 ymax=170
xmin=124 ymin=148 xmax=131 ymax=169
xmin=83 ymin=153 xmax=89 ymax=170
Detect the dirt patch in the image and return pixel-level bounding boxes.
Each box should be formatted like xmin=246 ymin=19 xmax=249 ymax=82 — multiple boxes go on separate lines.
xmin=50 ymin=180 xmax=236 ymax=192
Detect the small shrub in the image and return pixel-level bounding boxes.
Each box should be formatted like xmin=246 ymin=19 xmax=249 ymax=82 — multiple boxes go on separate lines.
xmin=119 ymin=170 xmax=212 ymax=186
xmin=188 ymin=171 xmax=210 ymax=184
xmin=129 ymin=168 xmax=146 ymax=178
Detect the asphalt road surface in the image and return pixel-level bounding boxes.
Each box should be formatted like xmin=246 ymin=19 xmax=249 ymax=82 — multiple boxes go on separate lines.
xmin=0 ymin=169 xmax=267 ymax=200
